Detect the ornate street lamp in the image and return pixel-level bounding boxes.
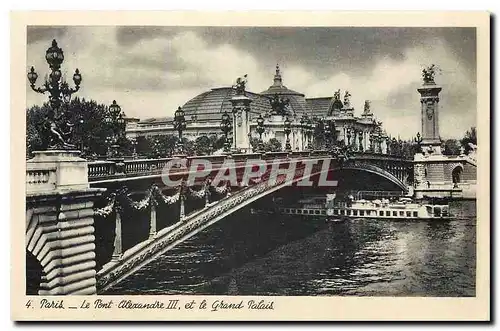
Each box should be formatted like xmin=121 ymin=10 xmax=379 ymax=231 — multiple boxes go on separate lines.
xmin=105 ymin=100 xmax=125 ymax=157
xmin=104 ymin=136 xmax=114 ymax=157
xmin=27 ymin=39 xmax=82 ymax=150
xmin=256 ymin=113 xmax=265 ymax=152
xmin=324 ymin=121 xmax=331 ymax=150
xmin=414 ymin=132 xmax=423 ymax=153
xmin=153 ymin=138 xmax=161 ymax=158
xmin=75 ymin=116 xmax=85 ymax=154
xmin=129 ymin=137 xmax=138 ymax=159
xmin=315 ymin=119 xmax=325 ymax=150
xmin=284 ymin=116 xmax=292 ymax=152
xmin=220 ymin=111 xmax=232 ymax=153
xmin=173 ymin=106 xmax=187 ymax=154
xmin=325 ymin=119 xmax=336 ymax=149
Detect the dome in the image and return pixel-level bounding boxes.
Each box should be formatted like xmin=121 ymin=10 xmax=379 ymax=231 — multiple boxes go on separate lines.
xmin=181 ymin=87 xmax=271 ymax=123
xmin=260 ymin=64 xmax=308 ymax=117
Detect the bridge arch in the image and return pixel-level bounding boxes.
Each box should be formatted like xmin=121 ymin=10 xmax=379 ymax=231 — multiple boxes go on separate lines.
xmin=339 ymin=162 xmax=408 ymax=192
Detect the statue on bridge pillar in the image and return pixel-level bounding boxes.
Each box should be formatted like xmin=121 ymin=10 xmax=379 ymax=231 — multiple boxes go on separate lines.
xmin=418 ymin=64 xmax=442 ymax=155
xmin=231 ymin=75 xmax=252 ymax=153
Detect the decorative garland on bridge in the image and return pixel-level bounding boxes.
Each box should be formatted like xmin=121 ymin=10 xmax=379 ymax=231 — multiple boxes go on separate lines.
xmin=94 ymin=193 xmax=117 ymax=217
xmin=94 ymin=179 xmax=236 ymax=217
xmin=213 ymin=181 xmax=230 ymax=195
xmin=188 ymin=185 xmax=207 ymax=199
xmin=152 ymin=185 xmax=180 ymax=205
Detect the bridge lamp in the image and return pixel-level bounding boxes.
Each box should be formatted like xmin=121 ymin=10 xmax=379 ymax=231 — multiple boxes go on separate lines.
xmin=283 ymin=117 xmax=292 ymax=152
xmin=414 ymin=132 xmax=423 ymax=154
xmin=75 ymin=117 xmax=85 ymax=153
xmin=173 ymin=106 xmax=187 ymax=154
xmin=220 ymin=111 xmax=232 ymax=153
xmin=128 ymin=137 xmax=138 ymax=159
xmin=106 ymin=100 xmax=125 ymax=157
xmin=300 ymin=114 xmax=312 ymax=150
xmin=256 ymin=114 xmax=265 ymax=152
xmin=27 ymin=39 xmax=82 ymax=150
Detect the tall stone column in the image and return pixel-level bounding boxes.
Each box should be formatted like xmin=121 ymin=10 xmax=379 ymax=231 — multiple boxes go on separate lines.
xmin=418 ymin=72 xmax=442 ymax=155
xmin=230 ymin=94 xmax=252 ymax=153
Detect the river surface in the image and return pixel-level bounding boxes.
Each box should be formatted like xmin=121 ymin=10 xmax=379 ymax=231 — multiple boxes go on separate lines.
xmin=104 ymin=202 xmax=476 ymax=297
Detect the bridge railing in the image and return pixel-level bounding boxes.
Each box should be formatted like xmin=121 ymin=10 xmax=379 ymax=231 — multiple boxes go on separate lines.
xmin=124 ymin=158 xmax=173 ymax=175
xmin=88 ymin=161 xmax=116 ymax=179
xmin=87 ymin=149 xmax=408 ymax=182
xmin=26 ymin=167 xmax=57 ymax=193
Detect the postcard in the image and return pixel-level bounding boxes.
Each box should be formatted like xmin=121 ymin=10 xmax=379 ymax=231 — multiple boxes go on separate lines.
xmin=11 ymin=11 xmax=490 ymax=321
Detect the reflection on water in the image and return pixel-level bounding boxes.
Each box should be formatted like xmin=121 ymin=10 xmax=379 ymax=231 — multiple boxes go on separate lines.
xmin=104 ymin=204 xmax=476 ymax=297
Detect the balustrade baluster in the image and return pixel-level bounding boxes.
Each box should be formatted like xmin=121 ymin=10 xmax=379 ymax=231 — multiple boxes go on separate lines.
xmin=111 ymin=211 xmax=123 ymax=261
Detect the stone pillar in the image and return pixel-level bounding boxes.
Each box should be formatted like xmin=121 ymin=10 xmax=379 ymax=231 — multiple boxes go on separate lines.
xmin=26 ymin=150 xmax=105 ymax=295
xmin=230 ymin=95 xmax=252 ymax=153
xmin=149 ymin=202 xmax=157 ymax=239
xmin=418 ymin=82 xmax=442 ymax=155
xmin=111 ymin=211 xmax=123 ymax=261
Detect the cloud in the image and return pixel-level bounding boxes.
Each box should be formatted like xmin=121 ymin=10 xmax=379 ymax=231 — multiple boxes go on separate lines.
xmin=26 ymin=27 xmax=476 ymax=139
xmin=267 ymin=38 xmax=476 ymax=139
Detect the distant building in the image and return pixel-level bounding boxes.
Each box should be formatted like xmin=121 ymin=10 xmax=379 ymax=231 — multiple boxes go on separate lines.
xmin=125 ymin=64 xmax=386 ymax=152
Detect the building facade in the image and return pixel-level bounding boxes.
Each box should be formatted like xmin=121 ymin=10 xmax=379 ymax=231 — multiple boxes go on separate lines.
xmin=125 ymin=64 xmax=386 ymax=153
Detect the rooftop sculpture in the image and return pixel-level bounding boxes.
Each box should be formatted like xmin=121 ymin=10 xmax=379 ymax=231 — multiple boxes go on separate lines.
xmin=233 ymin=74 xmax=248 ymax=95
xmin=422 ymin=64 xmax=439 ymax=84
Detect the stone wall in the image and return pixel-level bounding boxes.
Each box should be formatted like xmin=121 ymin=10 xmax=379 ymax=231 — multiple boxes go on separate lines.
xmin=26 ymin=189 xmax=103 ymax=295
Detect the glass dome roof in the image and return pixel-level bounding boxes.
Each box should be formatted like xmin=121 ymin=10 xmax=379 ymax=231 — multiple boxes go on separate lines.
xmin=181 ymin=87 xmax=272 ymax=123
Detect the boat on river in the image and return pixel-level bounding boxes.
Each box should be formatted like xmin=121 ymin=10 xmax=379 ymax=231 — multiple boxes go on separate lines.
xmin=325 ymin=194 xmax=451 ymax=221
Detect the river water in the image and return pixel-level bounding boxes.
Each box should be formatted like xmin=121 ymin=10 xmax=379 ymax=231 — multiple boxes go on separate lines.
xmin=104 ymin=201 xmax=476 ymax=297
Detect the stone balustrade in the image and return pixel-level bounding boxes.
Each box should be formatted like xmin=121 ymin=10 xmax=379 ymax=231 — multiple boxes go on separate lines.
xmin=26 ymin=167 xmax=57 ymax=193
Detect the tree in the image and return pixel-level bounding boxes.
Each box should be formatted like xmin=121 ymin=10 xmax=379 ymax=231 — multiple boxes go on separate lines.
xmin=442 ymin=139 xmax=461 ymax=155
xmin=249 ymin=137 xmax=261 ymax=151
xmin=460 ymin=127 xmax=477 ymax=154
xmin=26 ymin=97 xmax=117 ymax=158
xmin=210 ymin=135 xmax=226 ymax=152
xmin=194 ymin=135 xmax=212 ymax=155
xmin=264 ymin=138 xmax=282 ymax=152
xmin=400 ymin=140 xmax=418 ymax=160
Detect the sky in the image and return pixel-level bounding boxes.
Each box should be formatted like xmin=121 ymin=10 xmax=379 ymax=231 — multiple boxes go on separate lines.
xmin=26 ymin=26 xmax=477 ymax=139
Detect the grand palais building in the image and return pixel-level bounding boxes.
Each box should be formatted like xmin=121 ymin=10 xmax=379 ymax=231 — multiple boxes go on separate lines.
xmin=125 ymin=65 xmax=386 ymax=153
